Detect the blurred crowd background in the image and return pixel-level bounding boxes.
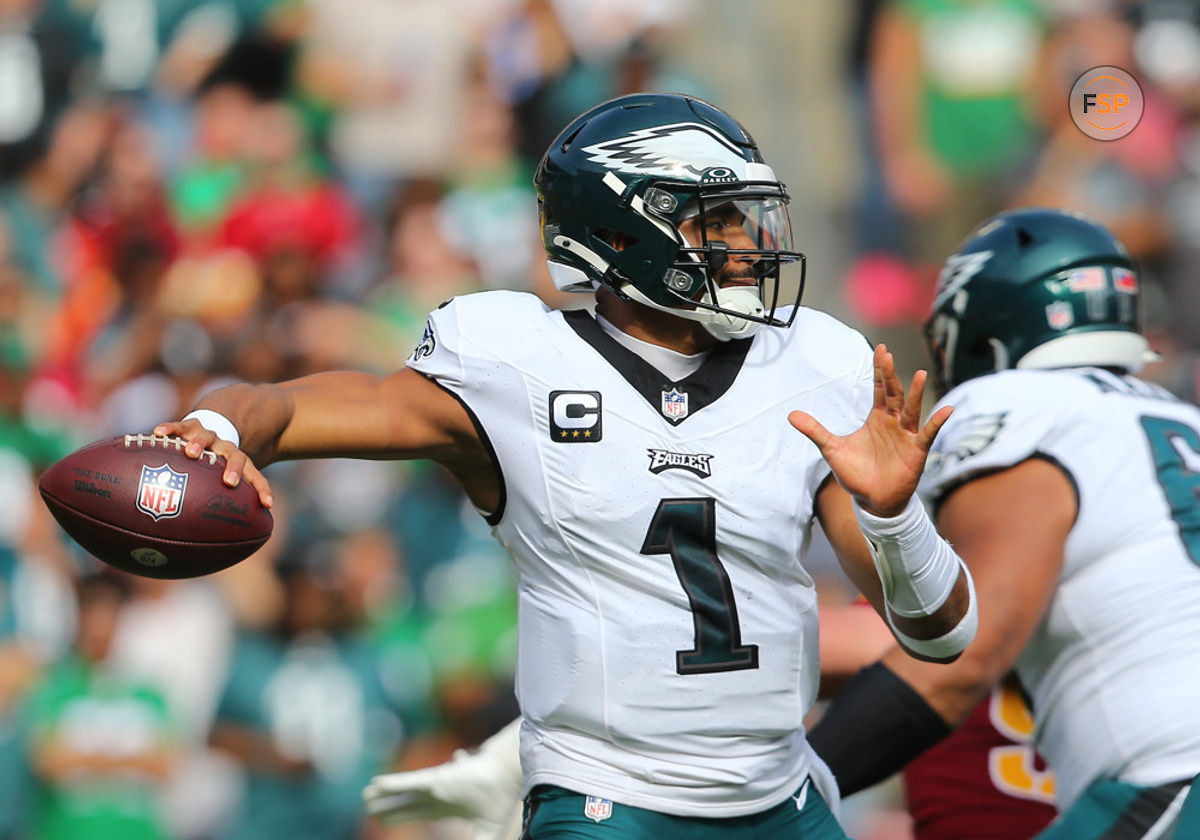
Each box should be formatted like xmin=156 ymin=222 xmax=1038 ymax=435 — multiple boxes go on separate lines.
xmin=1 ymin=1 xmax=1199 ymax=838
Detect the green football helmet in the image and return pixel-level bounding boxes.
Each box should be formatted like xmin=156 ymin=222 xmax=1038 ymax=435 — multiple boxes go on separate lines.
xmin=925 ymin=207 xmax=1156 ymax=392
xmin=534 ymin=93 xmax=805 ymax=341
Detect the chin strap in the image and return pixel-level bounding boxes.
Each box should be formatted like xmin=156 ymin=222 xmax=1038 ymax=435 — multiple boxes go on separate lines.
xmin=701 ymin=286 xmax=767 ymax=340
xmin=620 ymin=283 xmax=766 ymax=342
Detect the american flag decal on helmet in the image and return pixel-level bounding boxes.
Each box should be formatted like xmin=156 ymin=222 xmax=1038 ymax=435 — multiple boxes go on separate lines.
xmin=1113 ymin=267 xmax=1138 ymax=293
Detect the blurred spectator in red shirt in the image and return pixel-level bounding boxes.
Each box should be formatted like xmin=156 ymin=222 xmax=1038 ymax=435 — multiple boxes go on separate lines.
xmin=219 ymin=98 xmax=360 ymax=308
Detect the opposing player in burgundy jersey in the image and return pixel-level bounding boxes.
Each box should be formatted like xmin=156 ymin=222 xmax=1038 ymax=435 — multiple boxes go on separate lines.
xmin=904 ymin=680 xmax=1056 ymax=840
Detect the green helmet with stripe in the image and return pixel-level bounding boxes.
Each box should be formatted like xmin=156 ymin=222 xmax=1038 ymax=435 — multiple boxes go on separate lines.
xmin=534 ymin=93 xmax=805 ymax=341
xmin=925 ymin=207 xmax=1156 ymax=391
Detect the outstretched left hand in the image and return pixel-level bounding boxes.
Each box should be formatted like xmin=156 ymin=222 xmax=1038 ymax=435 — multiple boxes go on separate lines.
xmin=789 ymin=344 xmax=952 ymax=517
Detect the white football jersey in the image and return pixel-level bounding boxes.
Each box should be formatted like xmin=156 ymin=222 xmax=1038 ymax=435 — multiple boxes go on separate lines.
xmin=921 ymin=367 xmax=1200 ymax=809
xmin=408 ymin=290 xmax=875 ymax=817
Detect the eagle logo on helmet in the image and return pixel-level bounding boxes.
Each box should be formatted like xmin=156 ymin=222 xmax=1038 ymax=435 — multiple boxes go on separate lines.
xmin=581 ymin=123 xmax=747 ymax=181
xmin=933 ymin=250 xmax=993 ymax=310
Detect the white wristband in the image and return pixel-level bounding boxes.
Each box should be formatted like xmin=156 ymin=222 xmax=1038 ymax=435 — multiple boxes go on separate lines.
xmin=854 ymin=494 xmax=960 ymax=618
xmin=182 ymin=409 xmax=241 ymax=448
xmin=886 ymin=568 xmax=977 ymax=660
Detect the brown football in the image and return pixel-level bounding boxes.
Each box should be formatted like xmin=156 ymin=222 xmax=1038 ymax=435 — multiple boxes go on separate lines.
xmin=38 ymin=434 xmax=273 ymax=579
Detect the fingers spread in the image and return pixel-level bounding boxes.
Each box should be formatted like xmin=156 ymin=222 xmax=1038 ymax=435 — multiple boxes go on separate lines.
xmin=918 ymin=404 xmax=954 ymax=451
xmin=154 ymin=420 xmax=274 ymax=508
xmin=872 ymin=345 xmax=887 ymax=409
xmin=153 ymin=419 xmax=216 ymax=459
xmin=882 ymin=350 xmax=905 ymax=412
xmin=789 ymin=410 xmax=835 ymax=453
xmin=901 ymin=370 xmax=927 ymax=431
xmin=244 ymin=462 xmax=274 ymax=509
xmin=215 ymin=445 xmax=242 ymax=487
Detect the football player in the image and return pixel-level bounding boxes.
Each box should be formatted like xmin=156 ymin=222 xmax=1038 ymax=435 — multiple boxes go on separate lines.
xmin=155 ymin=93 xmax=976 ymax=839
xmin=358 ymin=607 xmax=1058 ymax=840
xmin=809 ymin=207 xmax=1200 ymax=838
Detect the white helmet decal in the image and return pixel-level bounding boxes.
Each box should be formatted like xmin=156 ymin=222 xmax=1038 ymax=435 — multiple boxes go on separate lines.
xmin=581 ymin=122 xmax=748 ymax=181
xmin=934 ymin=250 xmax=994 ymax=310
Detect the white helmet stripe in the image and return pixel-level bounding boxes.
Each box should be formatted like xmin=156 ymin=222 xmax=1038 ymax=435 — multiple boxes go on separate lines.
xmin=602 ymin=171 xmax=681 ymax=244
xmin=745 ymin=162 xmax=777 ymax=182
xmin=629 ymin=193 xmax=682 ymax=242
xmin=553 ymin=235 xmax=609 ymax=272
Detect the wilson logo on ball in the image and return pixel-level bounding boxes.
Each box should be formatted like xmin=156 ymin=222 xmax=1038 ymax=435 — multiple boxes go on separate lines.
xmin=136 ymin=463 xmax=189 ymax=521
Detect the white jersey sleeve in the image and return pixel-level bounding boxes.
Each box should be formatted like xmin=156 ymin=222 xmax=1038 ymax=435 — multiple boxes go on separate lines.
xmin=920 ymin=367 xmax=1200 ymax=809
xmin=406 ymin=299 xmax=467 ymax=387
xmin=406 ymin=292 xmax=553 ymax=393
xmin=919 ymin=372 xmax=1066 ymax=507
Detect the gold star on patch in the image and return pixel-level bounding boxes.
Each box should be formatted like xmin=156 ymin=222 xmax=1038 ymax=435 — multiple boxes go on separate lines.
xmin=572 ymin=430 xmax=580 ymax=437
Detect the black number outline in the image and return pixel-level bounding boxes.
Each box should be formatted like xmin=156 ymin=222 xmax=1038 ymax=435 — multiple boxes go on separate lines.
xmin=640 ymin=498 xmax=759 ymax=674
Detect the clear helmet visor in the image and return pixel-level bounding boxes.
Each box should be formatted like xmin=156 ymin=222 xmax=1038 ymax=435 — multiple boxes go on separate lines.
xmin=677 ymin=195 xmax=795 ymax=253
xmin=652 ymin=189 xmax=805 ymax=340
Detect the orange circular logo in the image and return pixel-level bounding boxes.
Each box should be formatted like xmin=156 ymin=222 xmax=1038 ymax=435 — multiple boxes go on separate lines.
xmin=1069 ymin=65 xmax=1144 ymax=141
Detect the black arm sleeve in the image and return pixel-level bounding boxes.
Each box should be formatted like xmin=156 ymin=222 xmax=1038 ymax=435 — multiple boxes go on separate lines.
xmin=807 ymin=662 xmax=952 ymax=797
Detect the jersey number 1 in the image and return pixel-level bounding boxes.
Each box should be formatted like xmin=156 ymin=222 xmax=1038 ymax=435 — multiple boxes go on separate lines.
xmin=641 ymin=498 xmax=760 ymax=675
xmin=1141 ymin=415 xmax=1200 ymax=565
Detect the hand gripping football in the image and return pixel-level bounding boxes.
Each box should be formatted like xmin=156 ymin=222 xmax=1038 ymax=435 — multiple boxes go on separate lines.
xmin=38 ymin=434 xmax=273 ymax=579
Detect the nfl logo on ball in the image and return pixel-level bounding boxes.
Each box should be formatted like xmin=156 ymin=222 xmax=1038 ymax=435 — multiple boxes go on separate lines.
xmin=661 ymin=387 xmax=689 ymax=420
xmin=137 ymin=464 xmax=188 ymax=521
xmin=584 ymin=795 xmax=613 ymax=823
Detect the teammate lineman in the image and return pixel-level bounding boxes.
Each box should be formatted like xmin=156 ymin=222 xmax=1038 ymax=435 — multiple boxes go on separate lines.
xmin=155 ymin=93 xmax=976 ymax=839
xmin=810 ymin=207 xmax=1200 ymax=838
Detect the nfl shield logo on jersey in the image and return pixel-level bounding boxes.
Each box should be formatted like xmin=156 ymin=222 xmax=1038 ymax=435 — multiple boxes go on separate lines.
xmin=136 ymin=463 xmax=188 ymax=521
xmin=661 ymin=387 xmax=689 ymax=420
xmin=584 ymin=795 xmax=613 ymax=823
